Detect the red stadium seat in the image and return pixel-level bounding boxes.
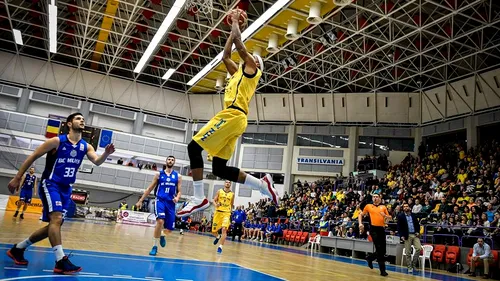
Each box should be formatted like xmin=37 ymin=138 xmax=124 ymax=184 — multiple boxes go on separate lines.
xmin=319 ymin=231 xmax=329 ymax=236
xmin=279 ymin=230 xmax=289 ymax=244
xmin=470 ymin=249 xmax=500 ymax=268
xmin=289 ymin=231 xmax=298 ymax=245
xmin=299 ymin=232 xmax=309 ymax=244
xmin=285 ymin=230 xmax=292 ymax=242
xmin=294 ymin=231 xmax=304 ymax=244
xmin=445 ymin=246 xmax=460 ymax=265
xmin=431 ymin=244 xmax=446 ymax=264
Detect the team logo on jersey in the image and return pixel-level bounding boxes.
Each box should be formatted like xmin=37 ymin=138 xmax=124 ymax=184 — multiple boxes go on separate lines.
xmin=167 ymin=178 xmax=171 ymax=182
xmin=70 ymin=150 xmax=77 ymax=157
xmin=172 ymin=174 xmax=175 ymax=179
xmin=80 ymin=143 xmax=84 ymax=151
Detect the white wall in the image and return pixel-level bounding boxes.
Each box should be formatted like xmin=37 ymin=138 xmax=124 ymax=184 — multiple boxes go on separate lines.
xmin=142 ymin=123 xmax=185 ymax=143
xmin=0 ymin=96 xmax=17 ymax=111
xmin=292 ymin=175 xmax=328 ymax=184
xmin=28 ymin=101 xmax=72 ymax=118
xmin=92 ymin=113 xmax=133 ymax=133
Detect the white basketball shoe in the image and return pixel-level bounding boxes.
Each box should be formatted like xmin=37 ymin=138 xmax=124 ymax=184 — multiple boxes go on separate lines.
xmin=261 ymin=174 xmax=279 ymax=205
xmin=176 ymin=197 xmax=210 ymax=218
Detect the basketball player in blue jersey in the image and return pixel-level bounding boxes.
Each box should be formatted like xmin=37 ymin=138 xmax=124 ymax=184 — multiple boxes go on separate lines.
xmin=177 ymin=9 xmax=279 ymax=218
xmin=135 ymin=156 xmax=181 ymax=256
xmin=6 ymin=113 xmax=115 ymax=274
xmin=14 ymin=167 xmax=37 ymax=219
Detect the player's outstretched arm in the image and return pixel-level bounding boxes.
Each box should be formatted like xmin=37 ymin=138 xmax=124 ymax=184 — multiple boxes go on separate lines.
xmin=222 ymin=32 xmax=238 ymax=76
xmin=136 ymin=173 xmax=159 ymax=209
xmin=8 ymin=137 xmax=59 ymax=194
xmin=86 ymin=143 xmax=115 ymax=166
xmin=231 ymin=10 xmax=257 ymax=74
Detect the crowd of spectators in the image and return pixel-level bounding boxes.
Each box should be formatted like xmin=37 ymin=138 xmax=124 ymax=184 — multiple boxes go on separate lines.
xmin=203 ymin=139 xmax=500 ymax=249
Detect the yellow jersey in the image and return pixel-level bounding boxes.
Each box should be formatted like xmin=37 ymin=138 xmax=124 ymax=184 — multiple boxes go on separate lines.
xmin=216 ymin=189 xmax=234 ymax=213
xmin=224 ymin=64 xmax=262 ymax=115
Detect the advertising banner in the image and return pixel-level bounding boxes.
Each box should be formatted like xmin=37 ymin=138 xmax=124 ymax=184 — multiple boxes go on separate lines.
xmin=117 ymin=210 xmax=156 ymax=227
xmin=70 ymin=190 xmax=88 ymax=205
xmin=6 ymin=196 xmax=43 ymax=214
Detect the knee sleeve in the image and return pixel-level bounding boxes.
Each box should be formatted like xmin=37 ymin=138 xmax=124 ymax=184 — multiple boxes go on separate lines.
xmin=187 ymin=141 xmax=204 ymax=169
xmin=212 ymin=157 xmax=240 ymax=182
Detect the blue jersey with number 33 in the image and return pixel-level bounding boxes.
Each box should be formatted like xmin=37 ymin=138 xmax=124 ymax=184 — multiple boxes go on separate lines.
xmin=42 ymin=135 xmax=87 ymax=186
xmin=155 ymin=170 xmax=178 ymax=201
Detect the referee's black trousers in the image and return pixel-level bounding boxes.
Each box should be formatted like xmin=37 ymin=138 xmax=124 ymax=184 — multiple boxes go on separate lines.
xmin=232 ymin=222 xmax=243 ymax=241
xmin=367 ymin=226 xmax=387 ymax=274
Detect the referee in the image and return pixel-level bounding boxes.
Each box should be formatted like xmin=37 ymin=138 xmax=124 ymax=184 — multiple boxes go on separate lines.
xmin=358 ymin=193 xmax=391 ymax=277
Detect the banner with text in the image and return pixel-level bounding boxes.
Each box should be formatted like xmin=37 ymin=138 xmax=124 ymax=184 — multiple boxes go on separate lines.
xmin=116 ymin=210 xmax=156 ymax=227
xmin=296 ymin=158 xmax=345 ymax=165
xmin=6 ymin=196 xmax=43 ymax=214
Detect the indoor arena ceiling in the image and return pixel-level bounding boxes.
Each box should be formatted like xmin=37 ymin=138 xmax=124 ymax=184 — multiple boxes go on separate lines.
xmin=0 ymin=0 xmax=499 ymax=96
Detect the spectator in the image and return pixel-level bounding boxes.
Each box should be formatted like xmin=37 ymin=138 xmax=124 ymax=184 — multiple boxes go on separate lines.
xmin=469 ymin=238 xmax=493 ymax=278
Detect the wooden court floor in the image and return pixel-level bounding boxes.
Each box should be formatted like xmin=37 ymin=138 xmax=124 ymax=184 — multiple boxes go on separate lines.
xmin=0 ymin=211 xmax=476 ymax=281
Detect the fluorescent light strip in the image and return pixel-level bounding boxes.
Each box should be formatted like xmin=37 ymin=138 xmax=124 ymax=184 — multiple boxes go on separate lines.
xmin=49 ymin=4 xmax=57 ymax=53
xmin=134 ymin=0 xmax=186 ymax=74
xmin=13 ymin=29 xmax=23 ymax=45
xmin=162 ymin=68 xmax=176 ymax=80
xmin=187 ymin=0 xmax=292 ymax=86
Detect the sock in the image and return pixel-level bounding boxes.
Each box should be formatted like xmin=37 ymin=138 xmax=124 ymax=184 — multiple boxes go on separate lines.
xmin=161 ymin=233 xmax=165 ymax=237
xmin=52 ymin=245 xmax=65 ymax=262
xmin=217 ymin=234 xmax=221 ymax=239
xmin=193 ymin=181 xmax=205 ymax=199
xmin=153 ymin=238 xmax=159 ymax=247
xmin=244 ymin=175 xmax=263 ymax=190
xmin=219 ymin=245 xmax=223 ymax=249
xmin=17 ymin=238 xmax=33 ymax=249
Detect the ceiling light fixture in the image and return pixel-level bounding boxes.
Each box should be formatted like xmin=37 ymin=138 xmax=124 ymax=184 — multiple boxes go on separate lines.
xmin=13 ymin=29 xmax=23 ymax=45
xmin=162 ymin=68 xmax=176 ymax=80
xmin=49 ymin=3 xmax=58 ymax=53
xmin=187 ymin=0 xmax=293 ymax=86
xmin=134 ymin=0 xmax=186 ymax=74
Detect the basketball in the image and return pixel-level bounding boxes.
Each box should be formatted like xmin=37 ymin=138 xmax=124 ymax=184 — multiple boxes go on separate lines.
xmin=225 ymin=8 xmax=248 ymax=28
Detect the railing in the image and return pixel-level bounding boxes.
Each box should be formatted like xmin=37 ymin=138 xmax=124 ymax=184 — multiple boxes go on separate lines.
xmin=423 ymin=224 xmax=498 ymax=248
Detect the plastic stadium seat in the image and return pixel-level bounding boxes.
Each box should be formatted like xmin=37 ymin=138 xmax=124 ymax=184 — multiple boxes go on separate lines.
xmin=278 ymin=230 xmax=289 ymax=244
xmin=285 ymin=230 xmax=292 ymax=242
xmin=432 ymin=244 xmax=446 ymax=264
xmin=445 ymin=246 xmax=460 ymax=265
xmin=289 ymin=231 xmax=298 ymax=245
xmin=294 ymin=231 xmax=304 ymax=244
xmin=299 ymin=232 xmax=309 ymax=244
xmin=320 ymin=231 xmax=329 ymax=236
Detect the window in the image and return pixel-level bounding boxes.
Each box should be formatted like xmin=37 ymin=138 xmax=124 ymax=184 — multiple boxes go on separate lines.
xmin=241 ymin=133 xmax=288 ymax=145
xmin=358 ymin=136 xmax=414 ymax=155
xmin=296 ymin=134 xmax=349 ymax=148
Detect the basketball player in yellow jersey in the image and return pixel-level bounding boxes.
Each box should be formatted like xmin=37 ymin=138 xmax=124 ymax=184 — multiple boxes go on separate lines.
xmin=177 ymin=9 xmax=279 ymax=218
xmin=211 ymin=180 xmax=234 ymax=254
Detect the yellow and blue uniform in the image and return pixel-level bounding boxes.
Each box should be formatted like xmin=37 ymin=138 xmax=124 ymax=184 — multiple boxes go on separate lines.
xmin=192 ymin=64 xmax=262 ymax=160
xmin=154 ymin=170 xmax=178 ymax=230
xmin=212 ymin=189 xmax=234 ymax=232
xmin=19 ymin=173 xmax=36 ymax=203
xmin=40 ymin=135 xmax=87 ymax=222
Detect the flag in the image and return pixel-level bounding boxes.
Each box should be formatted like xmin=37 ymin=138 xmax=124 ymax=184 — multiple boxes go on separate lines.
xmin=45 ymin=119 xmax=61 ymax=138
xmin=99 ymin=129 xmax=113 ymax=148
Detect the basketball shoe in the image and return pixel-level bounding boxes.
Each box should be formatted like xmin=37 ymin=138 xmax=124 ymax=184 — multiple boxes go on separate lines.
xmin=176 ymin=197 xmax=210 ymax=218
xmin=260 ymin=174 xmax=279 ymax=206
xmin=7 ymin=245 xmax=28 ymax=265
xmin=53 ymin=256 xmax=82 ymax=274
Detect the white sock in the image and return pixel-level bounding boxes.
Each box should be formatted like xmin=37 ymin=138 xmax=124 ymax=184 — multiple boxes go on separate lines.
xmin=53 ymin=245 xmax=65 ymax=262
xmin=219 ymin=245 xmax=223 ymax=249
xmin=193 ymin=181 xmax=205 ymax=199
xmin=17 ymin=238 xmax=33 ymax=249
xmin=244 ymin=175 xmax=263 ymax=190
xmin=153 ymin=238 xmax=159 ymax=247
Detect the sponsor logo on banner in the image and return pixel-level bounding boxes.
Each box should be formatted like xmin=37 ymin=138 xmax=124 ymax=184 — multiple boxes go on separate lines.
xmin=6 ymin=196 xmax=43 ymax=214
xmin=297 ymin=157 xmax=345 ymax=165
xmin=116 ymin=210 xmax=156 ymax=227
xmin=70 ymin=191 xmax=88 ymax=205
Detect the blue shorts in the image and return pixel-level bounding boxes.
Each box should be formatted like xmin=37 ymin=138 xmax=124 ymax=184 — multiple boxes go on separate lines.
xmin=19 ymin=189 xmax=33 ymax=203
xmin=154 ymin=199 xmax=175 ymax=230
xmin=39 ymin=179 xmax=72 ymax=222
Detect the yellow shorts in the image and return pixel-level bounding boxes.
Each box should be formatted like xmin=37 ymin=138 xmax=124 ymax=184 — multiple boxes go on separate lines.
xmin=212 ymin=211 xmax=231 ymax=233
xmin=192 ymin=108 xmax=247 ymax=160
